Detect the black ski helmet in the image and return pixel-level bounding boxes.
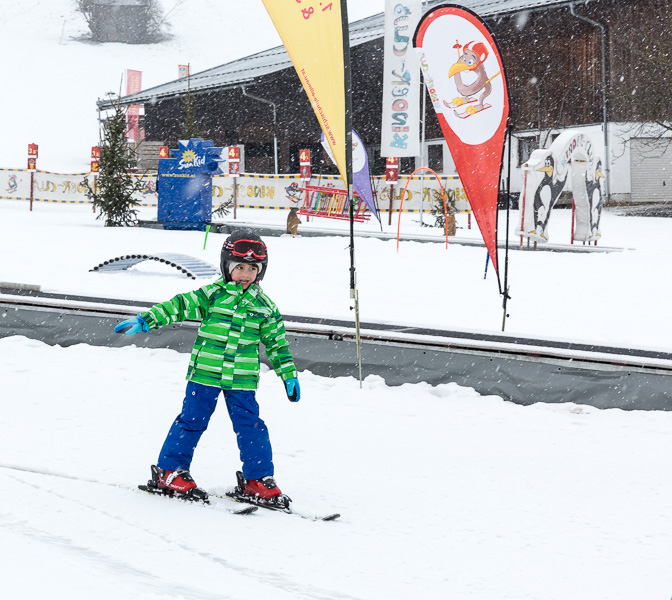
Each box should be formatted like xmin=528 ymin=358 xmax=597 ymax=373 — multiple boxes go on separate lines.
xmin=220 ymin=229 xmax=268 ymax=282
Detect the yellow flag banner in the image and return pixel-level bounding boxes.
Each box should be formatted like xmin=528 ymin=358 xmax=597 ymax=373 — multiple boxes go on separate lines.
xmin=262 ymin=0 xmax=348 ymax=185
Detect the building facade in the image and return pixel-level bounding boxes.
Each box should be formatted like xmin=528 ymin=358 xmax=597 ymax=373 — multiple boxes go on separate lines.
xmin=104 ymin=0 xmax=672 ymax=203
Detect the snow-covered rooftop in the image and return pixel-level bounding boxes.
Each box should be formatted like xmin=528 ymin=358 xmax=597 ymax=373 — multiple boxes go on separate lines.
xmin=101 ymin=0 xmax=590 ymax=109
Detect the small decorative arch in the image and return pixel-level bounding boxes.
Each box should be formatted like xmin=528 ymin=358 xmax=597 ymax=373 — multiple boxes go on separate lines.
xmin=396 ymin=167 xmax=450 ymax=250
xmin=91 ymin=253 xmax=219 ymax=280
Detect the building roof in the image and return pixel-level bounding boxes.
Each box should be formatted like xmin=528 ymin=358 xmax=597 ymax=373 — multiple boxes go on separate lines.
xmin=94 ymin=0 xmax=148 ymax=6
xmin=98 ymin=0 xmax=593 ymax=110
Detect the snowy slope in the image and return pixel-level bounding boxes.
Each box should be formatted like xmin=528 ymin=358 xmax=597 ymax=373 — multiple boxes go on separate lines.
xmin=0 ymin=0 xmax=385 ymax=173
xmin=2 ymin=336 xmax=671 ymax=600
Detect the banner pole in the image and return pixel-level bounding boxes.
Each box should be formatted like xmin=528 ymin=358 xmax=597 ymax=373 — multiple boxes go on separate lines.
xmin=388 ymin=183 xmax=394 ymax=226
xmin=341 ymin=0 xmax=362 ymax=387
xmin=501 ymin=124 xmax=513 ymax=332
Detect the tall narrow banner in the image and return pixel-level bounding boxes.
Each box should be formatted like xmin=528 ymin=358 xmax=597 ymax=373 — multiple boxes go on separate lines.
xmin=321 ymin=130 xmax=380 ymax=222
xmin=414 ymin=5 xmax=509 ymax=273
xmin=262 ymin=1 xmax=348 ymax=186
xmin=380 ymin=0 xmax=422 ymax=157
xmin=126 ymin=69 xmax=143 ymax=141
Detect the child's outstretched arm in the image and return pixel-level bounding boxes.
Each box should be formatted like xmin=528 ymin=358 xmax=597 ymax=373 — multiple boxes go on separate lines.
xmin=260 ymin=309 xmax=299 ymax=401
xmin=113 ymin=286 xmax=212 ymax=335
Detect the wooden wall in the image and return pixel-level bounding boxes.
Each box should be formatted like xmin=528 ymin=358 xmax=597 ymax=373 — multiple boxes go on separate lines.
xmin=143 ymin=0 xmax=670 ymax=173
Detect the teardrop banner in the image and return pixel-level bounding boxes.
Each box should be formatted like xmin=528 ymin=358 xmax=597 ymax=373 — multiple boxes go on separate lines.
xmin=413 ymin=4 xmax=509 ymax=274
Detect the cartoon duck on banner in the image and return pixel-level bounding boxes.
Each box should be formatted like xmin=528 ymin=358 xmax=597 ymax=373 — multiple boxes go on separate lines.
xmin=516 ymin=131 xmax=604 ymax=243
xmin=444 ymin=40 xmax=501 ymax=119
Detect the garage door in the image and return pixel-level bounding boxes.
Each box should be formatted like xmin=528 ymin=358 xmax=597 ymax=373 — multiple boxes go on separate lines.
xmin=630 ymin=137 xmax=672 ymax=203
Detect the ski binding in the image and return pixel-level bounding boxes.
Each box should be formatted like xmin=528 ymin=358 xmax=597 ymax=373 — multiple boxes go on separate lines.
xmin=138 ymin=466 xmax=258 ymax=515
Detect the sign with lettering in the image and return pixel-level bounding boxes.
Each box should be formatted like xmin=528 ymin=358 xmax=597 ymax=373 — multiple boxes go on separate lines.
xmin=158 ymin=138 xmax=224 ymax=229
xmin=385 ymin=157 xmax=399 ymax=183
xmin=228 ymin=146 xmax=240 ymax=177
xmin=381 ymin=0 xmax=421 ymax=157
xmin=299 ymin=149 xmax=311 ymax=180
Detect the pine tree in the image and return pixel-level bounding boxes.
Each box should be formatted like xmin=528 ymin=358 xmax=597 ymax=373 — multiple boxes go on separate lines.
xmin=429 ymin=188 xmax=457 ymax=235
xmin=84 ymin=98 xmax=144 ymax=227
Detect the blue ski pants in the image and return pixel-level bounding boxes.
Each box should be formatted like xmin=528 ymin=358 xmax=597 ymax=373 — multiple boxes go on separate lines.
xmin=157 ymin=380 xmax=274 ymax=480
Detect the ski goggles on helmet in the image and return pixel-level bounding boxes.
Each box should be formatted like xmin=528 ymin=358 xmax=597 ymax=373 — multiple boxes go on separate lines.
xmin=224 ymin=238 xmax=267 ymax=259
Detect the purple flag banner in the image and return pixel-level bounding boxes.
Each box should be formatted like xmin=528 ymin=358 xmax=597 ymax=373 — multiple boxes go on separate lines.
xmin=321 ymin=129 xmax=380 ymax=222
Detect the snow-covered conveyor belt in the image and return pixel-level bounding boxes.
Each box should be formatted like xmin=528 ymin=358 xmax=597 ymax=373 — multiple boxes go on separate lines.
xmin=1 ymin=287 xmax=670 ymax=411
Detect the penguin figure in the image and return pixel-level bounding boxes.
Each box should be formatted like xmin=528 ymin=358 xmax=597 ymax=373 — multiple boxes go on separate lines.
xmin=6 ymin=174 xmax=18 ymax=193
xmin=585 ymin=159 xmax=605 ymax=238
xmin=531 ymin=156 xmax=567 ymax=240
xmin=284 ymin=182 xmax=302 ymax=204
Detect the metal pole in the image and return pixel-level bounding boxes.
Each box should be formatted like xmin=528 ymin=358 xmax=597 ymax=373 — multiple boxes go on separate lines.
xmin=501 ymin=125 xmax=513 ymax=332
xmin=341 ymin=0 xmax=362 ymax=387
xmin=570 ymin=3 xmax=610 ymax=202
xmin=420 ymin=85 xmax=427 ymax=226
xmin=240 ymin=85 xmax=279 ymax=174
xmin=29 ymin=170 xmax=34 ymax=212
xmin=388 ymin=184 xmax=394 ymax=226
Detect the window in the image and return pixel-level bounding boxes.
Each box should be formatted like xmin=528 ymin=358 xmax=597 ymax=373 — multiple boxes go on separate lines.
xmin=517 ymin=136 xmax=538 ymax=166
xmin=427 ymin=144 xmax=443 ymax=173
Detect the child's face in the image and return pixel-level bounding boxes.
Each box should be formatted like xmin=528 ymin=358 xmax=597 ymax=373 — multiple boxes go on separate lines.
xmin=231 ymin=263 xmax=259 ymax=290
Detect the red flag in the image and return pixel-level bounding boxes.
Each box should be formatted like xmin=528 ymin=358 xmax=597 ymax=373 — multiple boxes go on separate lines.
xmin=126 ymin=69 xmax=143 ymax=141
xmin=414 ymin=5 xmax=509 ymax=273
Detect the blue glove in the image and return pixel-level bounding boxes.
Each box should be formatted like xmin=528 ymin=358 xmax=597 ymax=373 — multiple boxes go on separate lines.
xmin=285 ymin=377 xmax=300 ymax=402
xmin=114 ymin=313 xmax=150 ymax=336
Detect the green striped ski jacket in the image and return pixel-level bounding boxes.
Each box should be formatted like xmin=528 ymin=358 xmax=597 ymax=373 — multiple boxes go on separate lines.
xmin=141 ymin=279 xmax=297 ymax=391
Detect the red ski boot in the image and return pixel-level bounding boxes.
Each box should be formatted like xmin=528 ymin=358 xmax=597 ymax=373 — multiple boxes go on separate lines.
xmin=244 ymin=475 xmax=282 ymax=499
xmin=147 ymin=465 xmax=209 ymax=502
xmin=228 ymin=471 xmax=291 ymax=510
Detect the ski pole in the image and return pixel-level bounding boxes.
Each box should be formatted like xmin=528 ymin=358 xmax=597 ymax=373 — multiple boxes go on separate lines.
xmin=483 ymin=252 xmax=490 ymax=279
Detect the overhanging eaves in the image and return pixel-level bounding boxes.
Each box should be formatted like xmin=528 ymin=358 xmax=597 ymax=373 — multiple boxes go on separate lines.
xmin=97 ymin=0 xmax=595 ymax=110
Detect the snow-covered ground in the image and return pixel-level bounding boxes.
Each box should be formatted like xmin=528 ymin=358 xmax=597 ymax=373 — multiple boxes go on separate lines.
xmin=2 ymin=334 xmax=671 ymax=600
xmin=2 ymin=2 xmax=671 ymax=598
xmin=1 ymin=200 xmax=672 ymax=600
xmin=2 ymin=200 xmax=672 ymax=351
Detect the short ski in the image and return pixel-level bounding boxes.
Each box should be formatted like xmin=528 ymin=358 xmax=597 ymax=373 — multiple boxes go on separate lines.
xmin=224 ymin=491 xmax=339 ymax=521
xmin=138 ymin=483 xmax=258 ymax=515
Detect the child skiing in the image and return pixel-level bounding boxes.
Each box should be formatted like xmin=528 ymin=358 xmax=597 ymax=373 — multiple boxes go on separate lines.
xmin=114 ymin=229 xmax=300 ymax=508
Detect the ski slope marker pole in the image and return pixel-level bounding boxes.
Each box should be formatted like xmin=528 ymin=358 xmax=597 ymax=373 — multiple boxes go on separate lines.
xmin=203 ymin=224 xmax=211 ymax=250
